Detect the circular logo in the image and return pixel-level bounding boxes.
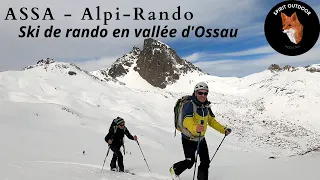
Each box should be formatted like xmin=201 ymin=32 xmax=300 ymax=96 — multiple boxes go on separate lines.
xmin=264 ymin=0 xmax=320 ymax=56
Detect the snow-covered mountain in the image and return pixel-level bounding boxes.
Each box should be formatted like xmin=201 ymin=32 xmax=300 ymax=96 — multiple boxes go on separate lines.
xmin=1 ymin=39 xmax=320 ymax=180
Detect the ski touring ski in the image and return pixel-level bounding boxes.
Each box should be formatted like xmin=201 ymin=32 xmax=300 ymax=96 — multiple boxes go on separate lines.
xmin=109 ymin=168 xmax=136 ymax=175
xmin=123 ymin=169 xmax=136 ymax=175
xmin=107 ymin=166 xmax=135 ymax=175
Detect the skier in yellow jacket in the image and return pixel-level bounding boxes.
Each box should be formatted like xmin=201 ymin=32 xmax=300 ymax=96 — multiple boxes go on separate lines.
xmin=170 ymin=82 xmax=231 ymax=180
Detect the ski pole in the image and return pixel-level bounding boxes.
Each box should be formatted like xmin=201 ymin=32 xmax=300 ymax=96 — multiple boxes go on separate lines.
xmin=101 ymin=127 xmax=117 ymax=173
xmin=209 ymin=134 xmax=226 ymax=164
xmin=193 ymin=120 xmax=204 ymax=180
xmin=136 ymin=140 xmax=151 ymax=172
xmin=101 ymin=145 xmax=110 ymax=173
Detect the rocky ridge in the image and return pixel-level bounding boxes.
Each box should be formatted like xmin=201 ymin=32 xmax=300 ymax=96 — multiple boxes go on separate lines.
xmin=92 ymin=38 xmax=204 ymax=88
xmin=21 ymin=58 xmax=122 ymax=84
xmin=268 ymin=64 xmax=320 ymax=73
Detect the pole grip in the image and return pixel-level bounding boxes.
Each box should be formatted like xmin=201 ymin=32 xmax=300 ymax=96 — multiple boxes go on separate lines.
xmin=197 ymin=120 xmax=204 ymax=133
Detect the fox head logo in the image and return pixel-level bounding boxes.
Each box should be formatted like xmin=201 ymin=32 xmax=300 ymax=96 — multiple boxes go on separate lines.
xmin=281 ymin=12 xmax=303 ymax=44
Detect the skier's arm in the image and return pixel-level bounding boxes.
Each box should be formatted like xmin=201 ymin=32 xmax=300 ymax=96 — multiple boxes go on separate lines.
xmin=208 ymin=108 xmax=226 ymax=134
xmin=124 ymin=128 xmax=135 ymax=140
xmin=104 ymin=127 xmax=115 ymax=143
xmin=182 ymin=102 xmax=198 ymax=135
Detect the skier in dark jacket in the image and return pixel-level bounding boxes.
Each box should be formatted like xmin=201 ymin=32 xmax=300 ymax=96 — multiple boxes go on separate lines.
xmin=105 ymin=117 xmax=137 ymax=172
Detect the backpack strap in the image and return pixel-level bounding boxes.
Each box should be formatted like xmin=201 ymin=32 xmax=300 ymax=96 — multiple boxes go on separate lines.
xmin=178 ymin=100 xmax=199 ymax=140
xmin=113 ymin=126 xmax=117 ymax=133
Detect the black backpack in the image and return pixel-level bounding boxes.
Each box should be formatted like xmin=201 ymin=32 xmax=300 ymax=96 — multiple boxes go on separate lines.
xmin=173 ymin=95 xmax=197 ymax=137
xmin=110 ymin=117 xmax=126 ymax=133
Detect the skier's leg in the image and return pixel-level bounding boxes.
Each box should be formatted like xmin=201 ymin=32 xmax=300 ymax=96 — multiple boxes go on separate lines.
xmin=172 ymin=137 xmax=197 ymax=176
xmin=197 ymin=138 xmax=210 ymax=180
xmin=110 ymin=145 xmax=124 ymax=171
xmin=116 ymin=149 xmax=124 ymax=171
xmin=110 ymin=146 xmax=117 ymax=170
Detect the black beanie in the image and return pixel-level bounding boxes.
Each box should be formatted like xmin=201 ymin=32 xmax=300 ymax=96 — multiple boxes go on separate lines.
xmin=114 ymin=117 xmax=125 ymax=125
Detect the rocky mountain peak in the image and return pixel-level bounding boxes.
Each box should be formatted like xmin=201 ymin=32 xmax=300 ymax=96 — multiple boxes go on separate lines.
xmin=134 ymin=38 xmax=203 ymax=88
xmin=22 ymin=58 xmax=56 ymax=70
xmin=94 ymin=38 xmax=203 ymax=88
xmin=131 ymin=45 xmax=141 ymax=56
xmin=268 ymin=64 xmax=299 ymax=72
xmin=105 ymin=46 xmax=141 ymax=79
xmin=137 ymin=38 xmax=203 ymax=88
xmin=268 ymin=64 xmax=320 ymax=73
xmin=305 ymin=64 xmax=320 ymax=73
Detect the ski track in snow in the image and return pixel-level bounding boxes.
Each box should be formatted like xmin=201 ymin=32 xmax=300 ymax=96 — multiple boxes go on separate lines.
xmin=7 ymin=160 xmax=170 ymax=180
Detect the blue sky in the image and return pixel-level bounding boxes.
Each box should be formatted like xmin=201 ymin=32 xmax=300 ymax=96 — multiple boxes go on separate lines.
xmin=0 ymin=0 xmax=319 ymax=77
xmin=164 ymin=0 xmax=320 ymax=76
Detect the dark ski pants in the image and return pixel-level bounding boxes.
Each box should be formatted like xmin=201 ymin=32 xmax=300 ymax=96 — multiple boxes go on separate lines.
xmin=172 ymin=136 xmax=210 ymax=180
xmin=110 ymin=145 xmax=124 ymax=171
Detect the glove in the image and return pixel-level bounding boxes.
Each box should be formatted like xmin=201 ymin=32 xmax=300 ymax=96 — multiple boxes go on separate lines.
xmin=196 ymin=124 xmax=205 ymax=133
xmin=225 ymin=128 xmax=232 ymax=135
xmin=108 ymin=139 xmax=113 ymax=144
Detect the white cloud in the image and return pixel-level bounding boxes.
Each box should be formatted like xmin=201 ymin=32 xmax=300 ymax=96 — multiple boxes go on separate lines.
xmin=194 ymin=42 xmax=320 ymax=77
xmin=0 ymin=0 xmax=265 ymax=71
xmin=182 ymin=45 xmax=274 ymax=63
xmin=213 ymin=45 xmax=274 ymax=56
xmin=74 ymin=56 xmax=118 ymax=71
xmin=182 ymin=52 xmax=203 ymax=62
xmin=185 ymin=36 xmax=320 ymax=63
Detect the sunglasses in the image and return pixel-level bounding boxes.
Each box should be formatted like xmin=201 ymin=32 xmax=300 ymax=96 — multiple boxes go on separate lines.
xmin=197 ymin=92 xmax=208 ymax=96
xmin=119 ymin=124 xmax=125 ymax=126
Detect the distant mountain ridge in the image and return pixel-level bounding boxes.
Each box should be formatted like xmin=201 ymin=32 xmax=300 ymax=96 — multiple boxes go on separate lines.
xmin=268 ymin=64 xmax=320 ymax=73
xmin=21 ymin=39 xmax=320 ymax=90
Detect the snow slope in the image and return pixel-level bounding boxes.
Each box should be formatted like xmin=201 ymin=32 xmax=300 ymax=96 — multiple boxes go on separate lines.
xmin=106 ymin=59 xmax=320 ymax=157
xmin=166 ymin=67 xmax=320 ymax=155
xmin=1 ymin=61 xmax=320 ymax=180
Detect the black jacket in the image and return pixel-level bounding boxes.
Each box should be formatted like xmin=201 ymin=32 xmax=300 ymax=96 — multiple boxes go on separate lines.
xmin=104 ymin=126 xmax=134 ymax=147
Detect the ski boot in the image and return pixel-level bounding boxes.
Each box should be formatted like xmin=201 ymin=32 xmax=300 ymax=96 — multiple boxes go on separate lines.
xmin=111 ymin=167 xmax=117 ymax=171
xmin=169 ymin=166 xmax=180 ymax=180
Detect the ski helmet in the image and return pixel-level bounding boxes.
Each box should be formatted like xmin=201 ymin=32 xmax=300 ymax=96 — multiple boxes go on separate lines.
xmin=194 ymin=82 xmax=209 ymax=92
